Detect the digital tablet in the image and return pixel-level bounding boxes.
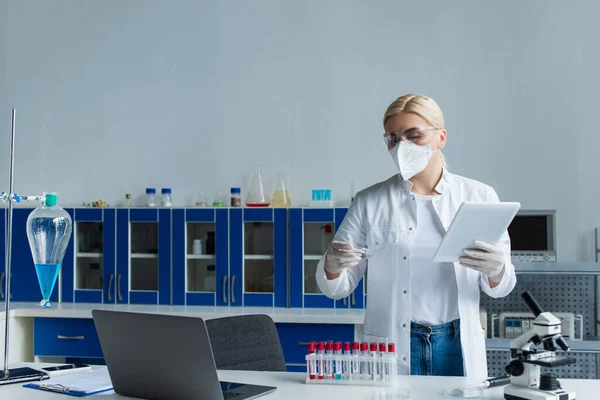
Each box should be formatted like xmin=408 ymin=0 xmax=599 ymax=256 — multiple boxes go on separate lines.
xmin=433 ymin=202 xmax=521 ymax=263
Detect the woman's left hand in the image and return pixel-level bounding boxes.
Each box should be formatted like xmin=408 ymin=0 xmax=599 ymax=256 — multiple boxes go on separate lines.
xmin=459 ymin=240 xmax=505 ymax=282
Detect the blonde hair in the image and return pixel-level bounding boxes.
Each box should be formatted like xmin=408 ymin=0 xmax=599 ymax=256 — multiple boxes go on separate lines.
xmin=383 ymin=94 xmax=447 ymax=166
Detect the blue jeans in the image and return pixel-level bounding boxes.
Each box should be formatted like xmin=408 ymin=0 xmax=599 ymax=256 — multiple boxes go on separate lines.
xmin=410 ymin=319 xmax=465 ymax=376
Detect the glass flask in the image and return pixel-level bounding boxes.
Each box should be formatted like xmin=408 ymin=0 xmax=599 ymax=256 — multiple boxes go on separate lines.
xmin=195 ymin=189 xmax=209 ymax=207
xmin=271 ymin=172 xmax=291 ymax=207
xmin=246 ymin=165 xmax=270 ymax=207
xmin=212 ymin=191 xmax=225 ymax=207
xmin=26 ymin=193 xmax=73 ymax=308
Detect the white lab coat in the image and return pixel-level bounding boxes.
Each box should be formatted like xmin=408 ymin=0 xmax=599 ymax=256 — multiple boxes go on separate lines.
xmin=316 ymin=168 xmax=517 ymax=378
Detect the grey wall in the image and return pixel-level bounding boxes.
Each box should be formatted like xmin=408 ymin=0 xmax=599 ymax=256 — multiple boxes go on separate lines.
xmin=0 ymin=0 xmax=7 ymax=167
xmin=1 ymin=0 xmax=599 ymax=261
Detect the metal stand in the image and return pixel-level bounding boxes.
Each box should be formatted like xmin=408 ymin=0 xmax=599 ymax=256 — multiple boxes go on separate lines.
xmin=1 ymin=110 xmax=48 ymax=385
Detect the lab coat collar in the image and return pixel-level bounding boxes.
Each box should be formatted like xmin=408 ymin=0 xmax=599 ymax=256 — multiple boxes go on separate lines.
xmin=398 ymin=167 xmax=452 ymax=195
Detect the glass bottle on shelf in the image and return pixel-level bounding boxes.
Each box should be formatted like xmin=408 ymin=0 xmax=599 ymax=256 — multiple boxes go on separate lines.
xmin=246 ymin=165 xmax=270 ymax=207
xmin=271 ymin=172 xmax=291 ymax=207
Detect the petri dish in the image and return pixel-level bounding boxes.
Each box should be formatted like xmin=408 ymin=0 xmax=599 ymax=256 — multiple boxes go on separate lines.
xmin=442 ymin=387 xmax=483 ymax=398
xmin=372 ymin=388 xmax=411 ymax=400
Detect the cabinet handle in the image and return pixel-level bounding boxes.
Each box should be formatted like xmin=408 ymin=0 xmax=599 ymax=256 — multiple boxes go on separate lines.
xmin=298 ymin=342 xmax=312 ymax=346
xmin=107 ymin=274 xmax=114 ymax=301
xmin=222 ymin=276 xmax=227 ymax=304
xmin=57 ymin=335 xmax=85 ymax=340
xmin=342 ymin=297 xmax=347 ymax=306
xmin=351 ymin=292 xmax=355 ymax=306
xmin=230 ymin=275 xmax=236 ymax=303
xmin=117 ymin=274 xmax=123 ymax=302
xmin=0 ymin=272 xmax=4 ymax=299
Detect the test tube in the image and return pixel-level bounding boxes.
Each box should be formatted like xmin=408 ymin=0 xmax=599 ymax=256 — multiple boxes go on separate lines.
xmin=307 ymin=342 xmax=317 ymax=380
xmin=370 ymin=342 xmax=378 ymax=381
xmin=360 ymin=342 xmax=369 ymax=380
xmin=334 ymin=342 xmax=342 ymax=380
xmin=379 ymin=343 xmax=387 ymax=381
xmin=351 ymin=342 xmax=360 ymax=380
xmin=343 ymin=342 xmax=351 ymax=380
xmin=317 ymin=342 xmax=325 ymax=380
xmin=388 ymin=343 xmax=396 ymax=378
xmin=325 ymin=341 xmax=334 ymax=379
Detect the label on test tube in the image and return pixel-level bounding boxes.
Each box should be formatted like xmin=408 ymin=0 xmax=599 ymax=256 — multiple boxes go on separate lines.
xmin=307 ymin=342 xmax=316 ymax=380
xmin=334 ymin=342 xmax=342 ymax=380
xmin=317 ymin=342 xmax=325 ymax=380
xmin=352 ymin=342 xmax=360 ymax=380
xmin=388 ymin=343 xmax=396 ymax=378
xmin=343 ymin=342 xmax=351 ymax=380
xmin=360 ymin=342 xmax=369 ymax=380
xmin=370 ymin=343 xmax=378 ymax=380
xmin=379 ymin=343 xmax=387 ymax=381
xmin=325 ymin=341 xmax=334 ymax=379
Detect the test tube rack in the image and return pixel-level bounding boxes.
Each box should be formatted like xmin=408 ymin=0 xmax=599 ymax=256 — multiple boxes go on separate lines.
xmin=305 ymin=353 xmax=398 ymax=386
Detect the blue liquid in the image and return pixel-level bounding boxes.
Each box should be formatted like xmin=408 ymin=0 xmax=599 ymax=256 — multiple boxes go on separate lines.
xmin=35 ymin=263 xmax=61 ymax=301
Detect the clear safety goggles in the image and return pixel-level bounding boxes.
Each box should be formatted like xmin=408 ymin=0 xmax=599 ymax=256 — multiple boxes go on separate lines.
xmin=383 ymin=126 xmax=441 ymax=147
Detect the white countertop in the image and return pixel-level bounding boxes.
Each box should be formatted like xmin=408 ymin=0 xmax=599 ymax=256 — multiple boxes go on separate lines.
xmin=1 ymin=302 xmax=366 ymax=324
xmin=1 ymin=363 xmax=598 ymax=399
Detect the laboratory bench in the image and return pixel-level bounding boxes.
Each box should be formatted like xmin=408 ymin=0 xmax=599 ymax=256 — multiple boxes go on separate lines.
xmin=2 ymin=207 xmax=600 ymax=378
xmin=1 ymin=363 xmax=599 ymax=399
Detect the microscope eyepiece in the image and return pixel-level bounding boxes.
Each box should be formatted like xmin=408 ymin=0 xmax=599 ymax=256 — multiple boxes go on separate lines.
xmin=521 ymin=291 xmax=544 ymax=317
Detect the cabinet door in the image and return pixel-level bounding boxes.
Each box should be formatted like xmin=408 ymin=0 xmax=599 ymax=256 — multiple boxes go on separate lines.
xmin=64 ymin=208 xmax=116 ymax=304
xmin=173 ymin=208 xmax=222 ymax=306
xmin=10 ymin=208 xmax=59 ymax=303
xmin=229 ymin=208 xmax=287 ymax=307
xmin=117 ymin=209 xmax=171 ymax=305
xmin=290 ymin=208 xmax=335 ymax=308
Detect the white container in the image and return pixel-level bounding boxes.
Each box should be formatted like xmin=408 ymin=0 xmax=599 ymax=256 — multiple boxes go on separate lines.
xmin=161 ymin=188 xmax=172 ymax=207
xmin=193 ymin=239 xmax=203 ymax=255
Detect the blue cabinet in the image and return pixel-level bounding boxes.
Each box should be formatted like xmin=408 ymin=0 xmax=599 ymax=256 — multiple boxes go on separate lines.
xmin=9 ymin=208 xmax=58 ymax=303
xmin=62 ymin=208 xmax=116 ymax=304
xmin=117 ymin=208 xmax=171 ymax=305
xmin=290 ymin=208 xmax=363 ymax=309
xmin=34 ymin=318 xmax=103 ymax=358
xmin=0 ymin=209 xmax=5 ymax=301
xmin=172 ymin=208 xmax=228 ymax=306
xmin=229 ymin=208 xmax=287 ymax=307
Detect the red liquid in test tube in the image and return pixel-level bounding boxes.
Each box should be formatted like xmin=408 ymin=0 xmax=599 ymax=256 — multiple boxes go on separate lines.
xmin=360 ymin=342 xmax=369 ymax=379
xmin=317 ymin=342 xmax=325 ymax=380
xmin=379 ymin=343 xmax=387 ymax=381
xmin=325 ymin=341 xmax=334 ymax=379
xmin=351 ymin=342 xmax=360 ymax=379
xmin=343 ymin=342 xmax=351 ymax=380
xmin=370 ymin=342 xmax=378 ymax=380
xmin=307 ymin=342 xmax=316 ymax=380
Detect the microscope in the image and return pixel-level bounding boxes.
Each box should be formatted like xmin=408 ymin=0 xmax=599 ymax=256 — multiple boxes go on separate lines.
xmin=504 ymin=291 xmax=576 ymax=400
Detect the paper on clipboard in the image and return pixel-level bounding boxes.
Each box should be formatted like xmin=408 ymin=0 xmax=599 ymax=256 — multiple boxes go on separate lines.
xmin=433 ymin=201 xmax=521 ymax=263
xmin=24 ymin=367 xmax=113 ymax=397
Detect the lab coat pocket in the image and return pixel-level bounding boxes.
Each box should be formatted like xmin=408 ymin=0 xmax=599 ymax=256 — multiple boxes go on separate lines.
xmin=366 ymin=228 xmax=403 ymax=282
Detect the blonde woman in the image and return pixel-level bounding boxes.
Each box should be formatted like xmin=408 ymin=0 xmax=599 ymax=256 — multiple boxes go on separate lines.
xmin=316 ymin=94 xmax=516 ymax=377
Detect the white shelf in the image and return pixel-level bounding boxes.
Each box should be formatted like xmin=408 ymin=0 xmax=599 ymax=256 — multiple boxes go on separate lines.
xmin=303 ymin=255 xmax=324 ymax=261
xmin=486 ymin=337 xmax=600 ymax=353
xmin=76 ymin=252 xmax=103 ymax=258
xmin=131 ymin=254 xmax=159 ymax=259
xmin=244 ymin=255 xmax=274 ymax=260
xmin=187 ymin=254 xmax=216 ymax=260
xmin=514 ymin=262 xmax=600 ymax=275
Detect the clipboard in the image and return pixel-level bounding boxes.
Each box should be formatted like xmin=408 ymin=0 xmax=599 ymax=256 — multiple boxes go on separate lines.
xmin=433 ymin=201 xmax=521 ymax=262
xmin=23 ymin=368 xmax=113 ymax=397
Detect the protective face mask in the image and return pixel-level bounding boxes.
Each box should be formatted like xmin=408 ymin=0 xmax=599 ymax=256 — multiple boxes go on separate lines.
xmin=389 ymin=140 xmax=436 ymax=181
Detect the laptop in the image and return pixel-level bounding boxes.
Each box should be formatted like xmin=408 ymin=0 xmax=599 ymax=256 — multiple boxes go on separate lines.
xmin=92 ymin=310 xmax=277 ymax=400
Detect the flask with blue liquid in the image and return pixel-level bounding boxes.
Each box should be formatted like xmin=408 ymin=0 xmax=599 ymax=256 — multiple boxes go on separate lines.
xmin=26 ymin=193 xmax=72 ymax=308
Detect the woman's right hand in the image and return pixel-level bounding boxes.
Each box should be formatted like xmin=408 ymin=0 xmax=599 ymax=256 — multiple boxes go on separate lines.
xmin=324 ymin=241 xmax=364 ymax=276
